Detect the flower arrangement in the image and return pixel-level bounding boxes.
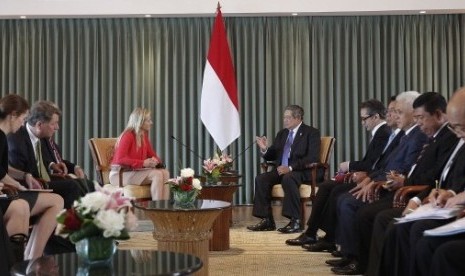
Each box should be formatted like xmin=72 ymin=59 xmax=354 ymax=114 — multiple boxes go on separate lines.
xmin=202 ymin=151 xmax=233 ymax=182
xmin=55 ymin=184 xmax=137 ymax=243
xmin=165 ymin=168 xmax=202 ymax=205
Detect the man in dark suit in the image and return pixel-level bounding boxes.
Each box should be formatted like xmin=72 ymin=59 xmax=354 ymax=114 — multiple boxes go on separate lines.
xmin=7 ymin=101 xmax=84 ymax=254
xmin=301 ymin=97 xmax=404 ymax=253
xmin=376 ymin=88 xmax=465 ymax=276
xmin=330 ymin=91 xmax=430 ymax=274
xmin=331 ymin=92 xmax=458 ymax=275
xmin=361 ymin=92 xmax=458 ymax=275
xmin=247 ymin=105 xmax=320 ymax=233
xmin=42 ymin=137 xmax=95 ymax=194
xmin=285 ymin=99 xmax=391 ymax=246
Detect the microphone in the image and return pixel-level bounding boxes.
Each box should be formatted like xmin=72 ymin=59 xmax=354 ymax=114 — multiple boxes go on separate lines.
xmin=171 ymin=135 xmax=204 ymax=161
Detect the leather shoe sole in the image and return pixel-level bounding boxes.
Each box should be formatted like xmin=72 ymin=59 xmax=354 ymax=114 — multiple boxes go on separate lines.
xmin=331 ymin=250 xmax=343 ymax=258
xmin=285 ymin=234 xmax=317 ymax=246
xmin=247 ymin=220 xmax=276 ymax=231
xmin=277 ymin=220 xmax=302 ymax=234
xmin=302 ymin=240 xmax=336 ymax=252
xmin=325 ymin=257 xmax=351 ymax=267
xmin=331 ymin=263 xmax=362 ymax=275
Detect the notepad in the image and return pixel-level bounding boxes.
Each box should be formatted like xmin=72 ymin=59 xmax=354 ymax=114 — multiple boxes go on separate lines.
xmin=394 ymin=203 xmax=462 ymax=224
xmin=424 ymin=217 xmax=465 ymax=236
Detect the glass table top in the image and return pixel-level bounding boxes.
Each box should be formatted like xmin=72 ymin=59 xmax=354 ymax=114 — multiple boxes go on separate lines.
xmin=11 ymin=250 xmax=202 ymax=276
xmin=133 ymin=199 xmax=231 ymax=211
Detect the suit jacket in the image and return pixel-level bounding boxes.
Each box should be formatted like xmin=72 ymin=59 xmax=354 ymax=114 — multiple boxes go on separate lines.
xmin=7 ymin=126 xmax=54 ymax=178
xmin=416 ymin=141 xmax=465 ymax=200
xmin=263 ymin=123 xmax=320 ymax=171
xmin=370 ymin=130 xmax=404 ymax=175
xmin=349 ymin=123 xmax=391 ymax=172
xmin=370 ymin=125 xmax=428 ymax=181
xmin=405 ymin=126 xmax=459 ymax=186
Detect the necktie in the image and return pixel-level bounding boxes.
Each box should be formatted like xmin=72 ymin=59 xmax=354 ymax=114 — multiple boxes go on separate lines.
xmin=407 ymin=139 xmax=432 ymax=178
xmin=382 ymin=131 xmax=397 ymax=154
xmin=439 ymin=140 xmax=464 ymax=187
xmin=49 ymin=138 xmax=63 ymax=163
xmin=281 ymin=130 xmax=294 ymax=166
xmin=36 ymin=140 xmax=51 ymax=182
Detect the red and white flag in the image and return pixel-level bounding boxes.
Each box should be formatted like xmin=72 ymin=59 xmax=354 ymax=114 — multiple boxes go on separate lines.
xmin=200 ymin=6 xmax=240 ymax=151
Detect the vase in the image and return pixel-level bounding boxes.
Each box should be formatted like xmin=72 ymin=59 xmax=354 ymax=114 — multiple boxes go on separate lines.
xmin=173 ymin=190 xmax=198 ymax=207
xmin=75 ymin=236 xmax=116 ymax=265
xmin=205 ymin=174 xmax=220 ymax=184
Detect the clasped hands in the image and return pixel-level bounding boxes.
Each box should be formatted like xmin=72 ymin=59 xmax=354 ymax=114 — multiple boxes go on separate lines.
xmin=50 ymin=162 xmax=86 ymax=179
xmin=276 ymin=165 xmax=291 ymax=175
xmin=143 ymin=157 xmax=160 ymax=168
xmin=349 ymin=177 xmax=375 ymax=202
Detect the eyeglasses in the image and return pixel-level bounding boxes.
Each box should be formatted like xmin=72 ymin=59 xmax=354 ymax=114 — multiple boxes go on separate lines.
xmin=447 ymin=123 xmax=465 ymax=134
xmin=361 ymin=114 xmax=375 ymax=122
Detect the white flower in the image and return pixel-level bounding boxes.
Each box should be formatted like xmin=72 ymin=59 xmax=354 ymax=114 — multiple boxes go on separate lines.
xmin=180 ymin=168 xmax=195 ymax=178
xmin=77 ymin=192 xmax=111 ymax=215
xmin=192 ymin=178 xmax=202 ymax=190
xmin=94 ymin=209 xmax=126 ymax=238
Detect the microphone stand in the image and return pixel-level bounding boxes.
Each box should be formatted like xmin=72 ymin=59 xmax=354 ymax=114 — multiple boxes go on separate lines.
xmin=171 ymin=135 xmax=204 ymax=161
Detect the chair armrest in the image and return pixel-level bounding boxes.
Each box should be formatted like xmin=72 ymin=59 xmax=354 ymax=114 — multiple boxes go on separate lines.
xmin=371 ymin=181 xmax=385 ymax=202
xmin=261 ymin=161 xmax=277 ymax=173
xmin=393 ymin=185 xmax=428 ymax=208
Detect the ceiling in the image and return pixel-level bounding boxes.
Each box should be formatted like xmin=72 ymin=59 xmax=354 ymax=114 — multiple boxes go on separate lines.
xmin=1 ymin=0 xmax=465 ymax=19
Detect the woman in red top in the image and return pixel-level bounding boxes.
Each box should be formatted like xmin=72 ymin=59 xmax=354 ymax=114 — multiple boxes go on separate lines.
xmin=110 ymin=108 xmax=170 ymax=200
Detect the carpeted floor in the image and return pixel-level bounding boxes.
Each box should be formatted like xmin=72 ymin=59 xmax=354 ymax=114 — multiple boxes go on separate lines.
xmin=118 ymin=207 xmax=336 ymax=275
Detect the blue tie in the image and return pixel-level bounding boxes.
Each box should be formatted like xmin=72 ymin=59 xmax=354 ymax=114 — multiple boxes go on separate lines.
xmin=382 ymin=131 xmax=396 ymax=154
xmin=281 ymin=130 xmax=294 ymax=166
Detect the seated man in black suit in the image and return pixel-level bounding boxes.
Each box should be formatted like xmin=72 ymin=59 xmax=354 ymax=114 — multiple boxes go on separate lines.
xmin=376 ymin=88 xmax=465 ymax=276
xmin=285 ymin=99 xmax=392 ymax=246
xmin=247 ymin=105 xmax=321 ymax=233
xmin=7 ymin=101 xmax=86 ymax=254
xmin=40 ymin=106 xmax=95 ymax=195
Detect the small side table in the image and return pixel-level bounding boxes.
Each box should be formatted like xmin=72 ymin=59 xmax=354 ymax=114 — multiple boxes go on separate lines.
xmin=134 ymin=200 xmax=230 ymax=276
xmin=198 ymin=183 xmax=242 ymax=251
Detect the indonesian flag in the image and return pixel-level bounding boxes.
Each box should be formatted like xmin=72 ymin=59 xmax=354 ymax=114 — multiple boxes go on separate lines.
xmin=200 ymin=6 xmax=240 ymax=151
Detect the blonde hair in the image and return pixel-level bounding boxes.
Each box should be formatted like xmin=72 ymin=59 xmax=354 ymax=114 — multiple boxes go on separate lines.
xmin=118 ymin=107 xmax=151 ymax=148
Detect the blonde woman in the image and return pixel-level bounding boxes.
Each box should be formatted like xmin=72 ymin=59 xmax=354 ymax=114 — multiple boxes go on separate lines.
xmin=110 ymin=108 xmax=170 ymax=200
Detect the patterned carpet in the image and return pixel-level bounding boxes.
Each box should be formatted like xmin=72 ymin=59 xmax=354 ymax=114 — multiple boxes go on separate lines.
xmin=118 ymin=219 xmax=335 ymax=275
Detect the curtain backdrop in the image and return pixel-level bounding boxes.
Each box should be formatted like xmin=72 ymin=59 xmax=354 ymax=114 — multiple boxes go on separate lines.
xmin=1 ymin=15 xmax=464 ymax=204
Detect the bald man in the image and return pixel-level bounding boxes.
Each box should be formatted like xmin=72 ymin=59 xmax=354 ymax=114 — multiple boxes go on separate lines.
xmin=413 ymin=87 xmax=465 ymax=276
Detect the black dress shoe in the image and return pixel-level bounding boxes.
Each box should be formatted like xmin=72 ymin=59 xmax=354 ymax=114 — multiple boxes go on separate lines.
xmin=331 ymin=250 xmax=343 ymax=258
xmin=331 ymin=261 xmax=363 ymax=275
xmin=247 ymin=218 xmax=276 ymax=231
xmin=277 ymin=219 xmax=302 ymax=234
xmin=325 ymin=257 xmax=351 ymax=267
xmin=302 ymin=240 xmax=336 ymax=252
xmin=285 ymin=233 xmax=317 ymax=246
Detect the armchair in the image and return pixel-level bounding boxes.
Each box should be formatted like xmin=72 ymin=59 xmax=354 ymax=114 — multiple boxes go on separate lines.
xmin=369 ymin=181 xmax=428 ymax=208
xmin=262 ymin=136 xmax=336 ymax=229
xmin=88 ymin=138 xmax=151 ymax=201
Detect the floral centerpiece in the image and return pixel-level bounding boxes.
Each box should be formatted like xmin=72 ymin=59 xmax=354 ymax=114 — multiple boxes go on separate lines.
xmin=202 ymin=151 xmax=233 ymax=183
xmin=55 ymin=184 xmax=137 ymax=263
xmin=165 ymin=168 xmax=202 ymax=207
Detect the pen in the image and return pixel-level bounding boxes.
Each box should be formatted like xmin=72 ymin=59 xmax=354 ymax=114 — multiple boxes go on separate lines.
xmin=434 ymin=180 xmax=439 ymax=206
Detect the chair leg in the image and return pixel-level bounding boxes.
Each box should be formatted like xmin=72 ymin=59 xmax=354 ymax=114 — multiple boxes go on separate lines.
xmin=300 ymin=200 xmax=306 ymax=230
